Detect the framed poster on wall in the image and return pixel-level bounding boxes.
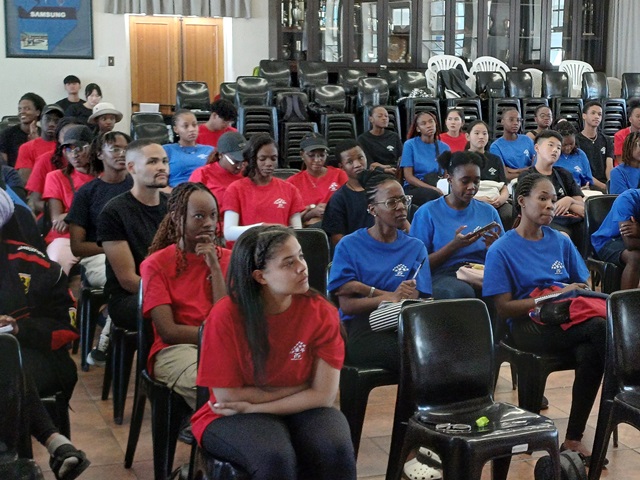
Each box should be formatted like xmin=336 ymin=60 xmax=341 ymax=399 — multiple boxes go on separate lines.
xmin=4 ymin=0 xmax=93 ymax=58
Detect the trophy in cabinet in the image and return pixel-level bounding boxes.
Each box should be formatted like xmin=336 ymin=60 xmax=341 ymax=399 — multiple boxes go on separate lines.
xmin=582 ymin=2 xmax=594 ymax=36
xmin=292 ymin=1 xmax=305 ymax=29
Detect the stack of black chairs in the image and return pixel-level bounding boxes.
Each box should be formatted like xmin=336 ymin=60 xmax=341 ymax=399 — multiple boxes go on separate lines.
xmin=236 ymin=105 xmax=278 ymax=145
xmin=583 ymin=72 xmax=628 ymax=138
xmin=314 ymin=85 xmax=357 ymax=157
xmin=338 ymin=68 xmax=368 ymax=113
xmin=506 ymin=71 xmax=549 ymax=136
xmin=298 ymin=61 xmax=329 ymax=102
xmin=622 ymin=73 xmax=640 ymax=102
xmin=258 ymin=59 xmax=297 ymax=102
xmin=275 ymin=91 xmax=318 ymax=168
xmin=543 ymin=71 xmax=583 ymax=131
xmin=356 ymin=77 xmax=392 ymax=135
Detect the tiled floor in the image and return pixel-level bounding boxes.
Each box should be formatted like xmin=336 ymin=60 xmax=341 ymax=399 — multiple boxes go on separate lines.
xmin=32 ymin=355 xmax=640 ymax=479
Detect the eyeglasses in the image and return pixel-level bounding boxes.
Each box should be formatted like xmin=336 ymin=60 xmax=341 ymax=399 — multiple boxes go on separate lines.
xmin=64 ymin=144 xmax=90 ymax=157
xmin=435 ymin=423 xmax=472 ymax=433
xmin=371 ymin=195 xmax=413 ymax=210
xmin=106 ymin=146 xmax=127 ymax=155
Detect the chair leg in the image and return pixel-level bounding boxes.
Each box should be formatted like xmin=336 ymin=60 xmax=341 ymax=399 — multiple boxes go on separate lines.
xmin=613 ymin=425 xmax=619 ymax=448
xmin=589 ymin=400 xmax=615 ymax=480
xmin=112 ymin=332 xmax=137 ymax=425
xmin=124 ymin=385 xmax=147 ymax=468
xmin=150 ymin=392 xmax=172 ymax=480
xmin=79 ymin=293 xmax=96 ymax=372
xmin=101 ymin=347 xmax=112 ymax=401
xmin=339 ymin=371 xmax=371 ymax=457
xmin=491 ymin=456 xmax=511 ymax=480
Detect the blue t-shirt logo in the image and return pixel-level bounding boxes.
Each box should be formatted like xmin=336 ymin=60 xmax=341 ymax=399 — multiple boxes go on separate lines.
xmin=523 ymin=149 xmax=531 ymax=158
xmin=393 ymin=264 xmax=409 ymax=277
xmin=551 ymin=260 xmax=565 ymax=275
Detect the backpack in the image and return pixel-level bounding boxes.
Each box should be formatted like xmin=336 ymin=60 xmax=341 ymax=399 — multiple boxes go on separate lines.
xmin=534 ymin=451 xmax=587 ymax=480
xmin=278 ymin=93 xmax=309 ymax=122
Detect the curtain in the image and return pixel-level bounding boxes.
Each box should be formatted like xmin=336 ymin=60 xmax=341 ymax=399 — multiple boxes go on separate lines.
xmin=104 ymin=0 xmax=252 ymax=18
xmin=607 ymin=0 xmax=640 ymax=77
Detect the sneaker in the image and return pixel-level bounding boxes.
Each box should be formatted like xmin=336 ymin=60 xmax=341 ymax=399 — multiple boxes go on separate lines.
xmin=87 ymin=316 xmax=111 ymax=367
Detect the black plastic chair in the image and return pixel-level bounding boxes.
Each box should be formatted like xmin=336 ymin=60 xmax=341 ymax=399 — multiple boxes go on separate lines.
xmin=506 ymin=71 xmax=534 ymax=98
xmin=379 ymin=69 xmax=401 ymax=104
xmin=235 ymin=76 xmax=271 ymax=107
xmin=583 ymin=195 xmax=621 ymax=294
xmin=602 ymin=98 xmax=627 ymax=137
xmin=551 ymin=97 xmax=583 ymax=132
xmin=399 ymin=98 xmax=441 ymax=140
xmin=258 ymin=59 xmax=292 ymax=88
xmin=522 ymin=98 xmax=550 ymax=135
xmin=475 ymin=71 xmax=506 ymax=97
xmin=446 ymin=98 xmax=482 ymax=123
xmin=582 ymin=72 xmax=609 ymax=101
xmin=130 ymin=112 xmax=165 ymax=138
xmin=361 ymin=105 xmax=401 ymax=138
xmin=125 ymin=282 xmax=194 ymax=480
xmin=338 ymin=69 xmax=367 ymax=113
xmin=622 ymin=73 xmax=640 ymax=101
xmin=219 ymin=82 xmax=237 ymax=104
xmin=357 ymin=77 xmax=390 ymax=110
xmin=488 ymin=99 xmax=521 ymax=139
xmin=397 ymin=70 xmax=428 ymax=98
xmin=280 ymin=121 xmax=318 ymax=169
xmin=297 ymin=61 xmax=329 ymax=102
xmin=176 ymin=81 xmax=211 ymax=120
xmin=132 ymin=123 xmax=171 ymax=144
xmin=236 ymin=106 xmax=278 ymax=143
xmin=589 ymin=289 xmax=640 ymax=480
xmin=386 ymin=300 xmax=561 ymax=480
xmin=78 ymin=266 xmax=106 ymax=372
xmin=542 ymin=71 xmax=570 ymax=98
xmin=295 ymin=228 xmax=330 ymax=293
xmin=0 ymin=334 xmax=45 ymax=480
xmin=107 ymin=325 xmax=138 ymax=425
xmin=313 ymin=84 xmax=348 ymax=114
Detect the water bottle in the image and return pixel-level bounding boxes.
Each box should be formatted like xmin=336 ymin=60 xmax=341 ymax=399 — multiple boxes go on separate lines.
xmin=372 ymin=87 xmax=380 ymax=105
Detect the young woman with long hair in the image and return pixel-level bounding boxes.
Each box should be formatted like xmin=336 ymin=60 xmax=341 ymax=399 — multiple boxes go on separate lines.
xmin=609 ymin=131 xmax=640 ymax=194
xmin=440 ymin=107 xmax=467 ymax=152
xmin=141 ymin=182 xmax=230 ymax=409
xmin=399 ymin=111 xmax=450 ymax=206
xmin=192 ymin=225 xmax=356 ymax=479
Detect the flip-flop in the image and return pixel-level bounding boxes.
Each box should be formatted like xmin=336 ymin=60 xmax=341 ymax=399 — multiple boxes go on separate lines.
xmin=49 ymin=444 xmax=91 ymax=480
xmin=403 ymin=458 xmax=442 ymax=480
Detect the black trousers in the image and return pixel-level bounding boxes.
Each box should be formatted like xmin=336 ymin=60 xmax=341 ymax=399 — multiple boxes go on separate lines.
xmin=108 ymin=292 xmax=138 ymax=330
xmin=344 ymin=315 xmax=399 ymax=373
xmin=201 ymin=407 xmax=356 ymax=480
xmin=511 ymin=316 xmax=606 ymax=441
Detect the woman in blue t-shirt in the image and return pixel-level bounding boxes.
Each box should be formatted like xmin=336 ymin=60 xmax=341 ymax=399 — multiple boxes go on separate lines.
xmin=164 ymin=110 xmax=214 ymax=188
xmin=609 ymin=131 xmax=640 ymax=194
xmin=400 ymin=111 xmax=450 ymax=206
xmin=483 ymin=173 xmax=605 ymax=462
xmin=328 ymin=171 xmax=432 ymax=373
xmin=554 ymin=122 xmax=598 ymax=189
xmin=410 ymin=151 xmax=502 ymax=299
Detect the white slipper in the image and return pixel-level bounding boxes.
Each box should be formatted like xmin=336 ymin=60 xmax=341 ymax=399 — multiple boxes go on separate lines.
xmin=417 ymin=447 xmax=442 ymax=466
xmin=403 ymin=458 xmax=443 ymax=480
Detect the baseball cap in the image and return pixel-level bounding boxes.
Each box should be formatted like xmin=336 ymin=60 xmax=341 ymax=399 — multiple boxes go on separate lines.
xmin=63 ymin=75 xmax=81 ymax=84
xmin=300 ymin=133 xmax=329 ymax=153
xmin=62 ymin=125 xmax=93 ymax=147
xmin=88 ymin=102 xmax=123 ymax=124
xmin=42 ymin=104 xmax=65 ymax=117
xmin=217 ymin=131 xmax=247 ymax=163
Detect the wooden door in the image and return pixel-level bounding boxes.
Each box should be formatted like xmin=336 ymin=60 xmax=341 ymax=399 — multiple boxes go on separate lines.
xmin=129 ymin=16 xmax=181 ymax=115
xmin=181 ymin=17 xmax=225 ymax=98
xmin=129 ymin=16 xmax=225 ymax=114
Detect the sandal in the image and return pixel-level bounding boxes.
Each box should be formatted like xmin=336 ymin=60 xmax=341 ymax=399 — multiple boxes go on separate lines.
xmin=403 ymin=458 xmax=443 ymax=480
xmin=49 ymin=444 xmax=91 ymax=480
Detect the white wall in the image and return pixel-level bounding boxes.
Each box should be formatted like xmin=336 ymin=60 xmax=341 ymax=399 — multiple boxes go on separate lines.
xmin=0 ymin=0 xmax=269 ymax=132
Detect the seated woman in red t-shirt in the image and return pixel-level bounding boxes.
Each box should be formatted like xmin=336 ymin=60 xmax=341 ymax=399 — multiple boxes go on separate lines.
xmin=43 ymin=125 xmax=96 ymax=298
xmin=188 ymin=131 xmax=247 ymax=213
xmin=192 ymin=225 xmax=356 ymax=480
xmin=141 ymin=182 xmax=230 ymax=409
xmin=222 ymin=134 xmax=304 ymax=243
xmin=287 ymin=133 xmax=348 ymax=227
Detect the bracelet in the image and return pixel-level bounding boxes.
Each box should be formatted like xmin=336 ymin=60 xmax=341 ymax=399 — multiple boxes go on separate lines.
xmin=368 ymin=286 xmax=375 ymax=298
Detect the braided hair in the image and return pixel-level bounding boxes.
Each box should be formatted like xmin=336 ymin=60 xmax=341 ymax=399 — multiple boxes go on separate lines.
xmin=437 ymin=150 xmax=483 ymax=176
xmin=512 ymin=172 xmax=552 ymax=228
xmin=621 ymin=131 xmax=640 ymax=166
xmin=358 ymin=170 xmax=398 ymax=204
xmin=227 ymin=225 xmax=297 ymax=384
xmin=148 ymin=182 xmax=224 ymax=276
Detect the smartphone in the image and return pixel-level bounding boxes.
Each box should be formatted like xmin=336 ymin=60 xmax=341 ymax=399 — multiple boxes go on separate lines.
xmin=472 ymin=221 xmax=500 ymax=236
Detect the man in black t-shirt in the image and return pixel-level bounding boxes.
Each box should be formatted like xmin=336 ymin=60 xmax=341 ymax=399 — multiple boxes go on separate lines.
xmin=55 ymin=75 xmax=84 ymax=113
xmin=97 ymin=139 xmax=169 ymax=331
xmin=576 ymin=101 xmax=613 ymax=191
xmin=357 ymin=106 xmax=403 ymax=174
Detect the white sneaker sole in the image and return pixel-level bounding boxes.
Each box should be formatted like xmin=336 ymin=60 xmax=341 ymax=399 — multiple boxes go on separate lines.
xmin=403 ymin=458 xmax=443 ymax=480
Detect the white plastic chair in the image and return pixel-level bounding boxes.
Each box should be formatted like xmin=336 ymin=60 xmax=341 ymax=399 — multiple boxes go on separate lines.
xmin=523 ymin=68 xmax=544 ymax=97
xmin=426 ymin=55 xmax=470 ymax=95
xmin=559 ymin=60 xmax=594 ymax=97
xmin=469 ymin=56 xmax=510 ymax=80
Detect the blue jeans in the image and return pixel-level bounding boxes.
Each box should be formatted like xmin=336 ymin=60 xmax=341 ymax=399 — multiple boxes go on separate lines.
xmin=432 ymin=264 xmax=478 ymax=299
